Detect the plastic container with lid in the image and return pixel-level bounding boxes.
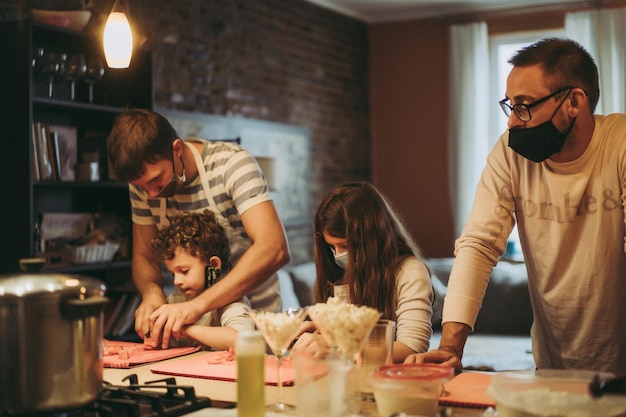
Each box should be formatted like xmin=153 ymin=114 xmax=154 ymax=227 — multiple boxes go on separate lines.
xmin=369 ymin=364 xmax=454 ymax=417
xmin=487 ymin=369 xmax=626 ymax=417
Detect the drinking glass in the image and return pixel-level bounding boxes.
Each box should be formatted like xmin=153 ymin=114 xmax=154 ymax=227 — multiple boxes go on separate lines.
xmin=247 ymin=307 xmax=308 ymax=414
xmin=307 ymin=298 xmax=381 ymax=416
xmin=84 ymin=56 xmax=105 ymax=103
xmin=356 ymin=319 xmax=395 ymax=402
xmin=293 ymin=352 xmax=354 ymax=417
xmin=65 ymin=54 xmax=86 ymax=101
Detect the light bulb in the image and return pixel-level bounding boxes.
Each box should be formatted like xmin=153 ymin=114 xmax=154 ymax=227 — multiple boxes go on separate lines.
xmin=103 ymin=11 xmax=133 ymax=68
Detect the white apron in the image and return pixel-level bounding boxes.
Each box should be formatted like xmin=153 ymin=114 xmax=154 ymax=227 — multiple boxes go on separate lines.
xmin=158 ymin=141 xmax=281 ymax=312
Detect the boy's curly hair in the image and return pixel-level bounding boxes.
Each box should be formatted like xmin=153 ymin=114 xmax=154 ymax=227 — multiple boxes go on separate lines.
xmin=151 ymin=210 xmax=230 ymax=268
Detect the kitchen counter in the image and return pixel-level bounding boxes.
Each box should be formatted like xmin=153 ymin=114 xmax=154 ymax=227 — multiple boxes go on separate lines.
xmin=103 ymin=352 xmax=490 ymax=416
xmin=103 ymin=352 xmax=244 ymax=403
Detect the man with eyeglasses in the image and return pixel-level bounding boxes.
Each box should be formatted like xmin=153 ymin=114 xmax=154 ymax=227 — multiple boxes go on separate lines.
xmin=405 ymin=38 xmax=626 ymax=374
xmin=107 ymin=109 xmax=290 ymax=349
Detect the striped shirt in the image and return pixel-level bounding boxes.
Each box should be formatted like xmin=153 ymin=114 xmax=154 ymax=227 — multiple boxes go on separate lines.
xmin=129 ymin=138 xmax=280 ymax=311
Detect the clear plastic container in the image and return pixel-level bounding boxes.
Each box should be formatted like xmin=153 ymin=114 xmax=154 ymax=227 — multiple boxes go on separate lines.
xmin=487 ymin=369 xmax=626 ymax=417
xmin=369 ymin=364 xmax=454 ymax=417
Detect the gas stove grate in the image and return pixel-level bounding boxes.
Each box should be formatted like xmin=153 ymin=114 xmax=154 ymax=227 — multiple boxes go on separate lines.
xmin=96 ymin=374 xmax=213 ymax=417
xmin=1 ymin=374 xmax=213 ymax=417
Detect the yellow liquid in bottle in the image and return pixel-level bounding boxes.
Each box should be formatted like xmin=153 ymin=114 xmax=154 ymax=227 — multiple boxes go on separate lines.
xmin=237 ymin=353 xmax=265 ymax=417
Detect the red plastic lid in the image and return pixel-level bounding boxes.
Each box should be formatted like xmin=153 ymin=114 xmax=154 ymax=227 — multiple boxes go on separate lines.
xmin=372 ymin=364 xmax=454 ymax=381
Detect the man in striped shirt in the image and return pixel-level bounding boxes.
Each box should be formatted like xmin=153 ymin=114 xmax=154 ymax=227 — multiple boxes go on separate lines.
xmin=108 ymin=109 xmax=290 ymax=349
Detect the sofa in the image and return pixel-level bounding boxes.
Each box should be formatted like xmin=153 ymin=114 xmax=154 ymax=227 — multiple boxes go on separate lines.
xmin=278 ymin=258 xmax=536 ymax=371
xmin=276 ymin=262 xmax=317 ymax=310
xmin=426 ymin=258 xmax=532 ymax=334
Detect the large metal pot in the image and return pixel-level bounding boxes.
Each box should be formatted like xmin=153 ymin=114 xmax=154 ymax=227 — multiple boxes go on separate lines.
xmin=0 ymin=273 xmax=108 ymax=414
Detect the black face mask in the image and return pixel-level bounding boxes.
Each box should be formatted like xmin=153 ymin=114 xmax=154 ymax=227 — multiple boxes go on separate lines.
xmin=508 ymin=91 xmax=575 ymax=162
xmin=156 ymin=154 xmax=186 ymax=198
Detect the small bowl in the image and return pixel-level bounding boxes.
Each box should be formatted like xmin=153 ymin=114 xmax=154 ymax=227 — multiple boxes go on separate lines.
xmin=488 ymin=370 xmax=626 ymax=417
xmin=370 ymin=364 xmax=454 ymax=417
xmin=18 ymin=257 xmax=46 ymax=273
xmin=31 ymin=9 xmax=91 ymax=32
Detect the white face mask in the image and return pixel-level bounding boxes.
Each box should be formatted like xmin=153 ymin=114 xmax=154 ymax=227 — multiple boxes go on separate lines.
xmin=334 ymin=251 xmax=348 ymax=269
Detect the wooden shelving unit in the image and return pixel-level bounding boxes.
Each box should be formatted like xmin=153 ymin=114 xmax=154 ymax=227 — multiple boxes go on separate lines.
xmin=0 ymin=18 xmax=152 ymax=280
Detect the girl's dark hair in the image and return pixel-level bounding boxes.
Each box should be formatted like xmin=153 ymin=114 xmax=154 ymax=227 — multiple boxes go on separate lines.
xmin=509 ymin=37 xmax=599 ymax=113
xmin=151 ymin=210 xmax=230 ymax=271
xmin=313 ymin=182 xmax=427 ymax=319
xmin=107 ymin=109 xmax=179 ymax=182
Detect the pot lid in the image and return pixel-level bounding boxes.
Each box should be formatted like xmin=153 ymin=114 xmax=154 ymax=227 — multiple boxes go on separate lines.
xmin=0 ymin=273 xmax=106 ymax=297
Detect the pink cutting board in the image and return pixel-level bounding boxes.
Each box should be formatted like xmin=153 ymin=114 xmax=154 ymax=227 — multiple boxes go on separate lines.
xmin=150 ymin=351 xmax=295 ymax=386
xmin=438 ymin=372 xmax=495 ymax=409
xmin=103 ymin=340 xmax=201 ymax=368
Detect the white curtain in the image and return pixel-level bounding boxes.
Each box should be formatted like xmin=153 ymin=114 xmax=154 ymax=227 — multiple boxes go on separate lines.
xmin=449 ymin=22 xmax=490 ymax=236
xmin=565 ymin=7 xmax=626 ymax=114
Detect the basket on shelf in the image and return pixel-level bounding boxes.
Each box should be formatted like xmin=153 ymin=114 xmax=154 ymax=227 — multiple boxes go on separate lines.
xmin=71 ymin=242 xmax=120 ymax=264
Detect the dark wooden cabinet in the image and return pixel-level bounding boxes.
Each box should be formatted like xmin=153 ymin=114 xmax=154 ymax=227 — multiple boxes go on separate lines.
xmin=0 ymin=18 xmax=152 ymax=275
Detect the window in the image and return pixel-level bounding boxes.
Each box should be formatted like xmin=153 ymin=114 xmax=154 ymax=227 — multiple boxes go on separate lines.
xmin=489 ymin=29 xmax=564 ymax=146
xmin=488 ymin=29 xmax=564 ymax=259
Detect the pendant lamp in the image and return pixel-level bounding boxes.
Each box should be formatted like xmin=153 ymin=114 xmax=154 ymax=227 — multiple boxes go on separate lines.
xmin=103 ymin=0 xmax=133 ymax=68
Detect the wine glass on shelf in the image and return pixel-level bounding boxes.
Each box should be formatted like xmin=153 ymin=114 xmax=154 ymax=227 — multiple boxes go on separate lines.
xmin=84 ymin=56 xmax=105 ymax=103
xmin=247 ymin=307 xmax=308 ymax=414
xmin=55 ymin=53 xmax=68 ymax=96
xmin=31 ymin=47 xmax=45 ymax=77
xmin=40 ymin=51 xmax=66 ymax=98
xmin=65 ymin=54 xmax=86 ymax=101
xmin=32 ymin=48 xmax=47 ymax=97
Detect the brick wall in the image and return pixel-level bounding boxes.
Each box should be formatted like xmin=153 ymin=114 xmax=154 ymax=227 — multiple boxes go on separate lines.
xmin=26 ymin=0 xmax=371 ymax=263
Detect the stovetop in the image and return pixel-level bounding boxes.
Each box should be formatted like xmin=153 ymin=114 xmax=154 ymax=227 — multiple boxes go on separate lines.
xmin=2 ymin=374 xmax=226 ymax=417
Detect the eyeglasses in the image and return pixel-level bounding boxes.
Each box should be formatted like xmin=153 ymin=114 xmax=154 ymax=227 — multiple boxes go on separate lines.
xmin=499 ymin=86 xmax=573 ymax=122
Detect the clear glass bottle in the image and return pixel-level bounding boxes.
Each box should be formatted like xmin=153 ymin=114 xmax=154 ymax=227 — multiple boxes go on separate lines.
xmin=236 ymin=330 xmax=266 ymax=417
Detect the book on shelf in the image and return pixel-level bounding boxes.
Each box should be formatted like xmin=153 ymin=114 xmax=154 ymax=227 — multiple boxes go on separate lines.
xmin=31 ymin=122 xmax=78 ymax=181
xmin=42 ymin=124 xmax=59 ymax=180
xmin=48 ymin=124 xmax=77 ymax=181
xmin=51 ymin=131 xmax=61 ymax=180
xmin=31 ymin=122 xmax=40 ymax=180
xmin=33 ymin=121 xmax=53 ymax=181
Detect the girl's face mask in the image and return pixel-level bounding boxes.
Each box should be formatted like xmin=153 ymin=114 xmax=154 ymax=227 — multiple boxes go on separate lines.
xmin=334 ymin=251 xmax=348 ymax=269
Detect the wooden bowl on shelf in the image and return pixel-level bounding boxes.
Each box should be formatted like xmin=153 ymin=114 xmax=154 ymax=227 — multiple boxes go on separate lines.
xmin=31 ymin=9 xmax=91 ymax=32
